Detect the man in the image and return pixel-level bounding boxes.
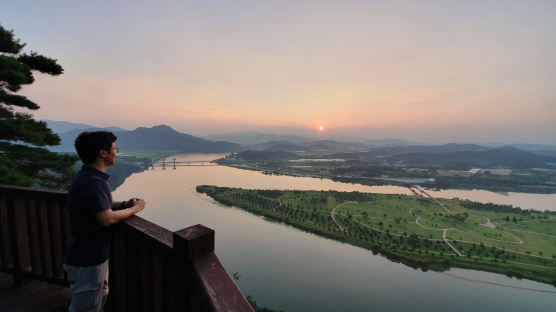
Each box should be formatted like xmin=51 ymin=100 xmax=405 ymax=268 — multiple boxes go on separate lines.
xmin=63 ymin=131 xmax=146 ymax=312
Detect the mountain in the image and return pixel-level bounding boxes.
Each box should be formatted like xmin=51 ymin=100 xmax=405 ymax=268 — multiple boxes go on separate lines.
xmin=362 ymin=143 xmax=492 ymax=157
xmin=253 ymin=140 xmax=305 ymax=151
xmin=50 ymin=124 xmax=240 ymax=153
xmin=388 ymin=146 xmax=556 ymax=169
xmin=504 ymin=144 xmax=556 ymax=157
xmin=232 ymin=150 xmax=297 ymax=160
xmin=43 ymin=120 xmax=96 ymax=134
xmin=249 ymin=139 xmax=371 ymax=152
xmin=205 ymin=131 xmax=312 ymax=145
xmin=115 ymin=125 xmax=238 ymax=152
xmin=43 ymin=119 xmax=128 ymax=134
xmin=364 ymin=139 xmax=416 ymax=147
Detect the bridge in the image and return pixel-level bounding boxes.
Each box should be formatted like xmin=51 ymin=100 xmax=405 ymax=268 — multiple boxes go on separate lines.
xmin=407 ymin=184 xmax=432 ymax=197
xmin=151 ymin=158 xmax=218 ymax=169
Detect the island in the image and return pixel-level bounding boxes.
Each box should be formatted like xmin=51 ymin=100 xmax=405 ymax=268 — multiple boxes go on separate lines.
xmin=197 ymin=185 xmax=556 ymax=286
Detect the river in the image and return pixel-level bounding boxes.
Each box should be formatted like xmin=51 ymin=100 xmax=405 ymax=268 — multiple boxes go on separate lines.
xmin=113 ymin=154 xmax=556 ymax=312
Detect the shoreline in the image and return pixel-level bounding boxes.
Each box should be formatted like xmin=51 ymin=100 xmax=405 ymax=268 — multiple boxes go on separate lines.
xmin=216 ymin=162 xmax=556 ymax=212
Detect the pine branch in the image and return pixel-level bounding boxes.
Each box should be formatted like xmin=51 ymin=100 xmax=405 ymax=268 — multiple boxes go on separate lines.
xmin=0 ymin=25 xmax=25 ymax=54
xmin=0 ymin=89 xmax=39 ymax=109
xmin=0 ymin=55 xmax=34 ymax=91
xmin=0 ymin=142 xmax=78 ymax=189
xmin=18 ymin=52 xmax=63 ymax=76
xmin=0 ymin=114 xmax=61 ymax=146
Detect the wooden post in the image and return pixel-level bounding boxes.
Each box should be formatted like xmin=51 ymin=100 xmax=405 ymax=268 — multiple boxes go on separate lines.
xmin=173 ymin=225 xmax=253 ymax=312
xmin=173 ymin=224 xmax=214 ymax=312
xmin=6 ymin=196 xmax=22 ymax=288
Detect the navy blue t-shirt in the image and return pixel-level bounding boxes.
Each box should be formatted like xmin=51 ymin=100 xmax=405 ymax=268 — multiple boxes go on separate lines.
xmin=64 ymin=166 xmax=113 ymax=266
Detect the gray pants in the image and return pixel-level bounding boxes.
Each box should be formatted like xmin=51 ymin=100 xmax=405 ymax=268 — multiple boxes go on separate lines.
xmin=63 ymin=259 xmax=109 ymax=312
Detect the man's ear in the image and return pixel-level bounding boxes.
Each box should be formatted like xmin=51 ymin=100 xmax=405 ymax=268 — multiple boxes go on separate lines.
xmin=99 ymin=149 xmax=109 ymax=158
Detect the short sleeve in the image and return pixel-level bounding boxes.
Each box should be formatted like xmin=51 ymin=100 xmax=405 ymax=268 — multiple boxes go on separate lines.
xmin=82 ymin=177 xmax=112 ymax=214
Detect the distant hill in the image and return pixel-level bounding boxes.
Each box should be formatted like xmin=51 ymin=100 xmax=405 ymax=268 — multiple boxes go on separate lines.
xmin=254 ymin=140 xmax=305 ymax=151
xmin=388 ymin=146 xmax=556 ymax=169
xmin=231 ymin=143 xmax=556 ymax=170
xmin=503 ymin=144 xmax=556 ymax=157
xmin=205 ymin=131 xmax=312 ymax=145
xmin=364 ymin=138 xmax=415 ymax=146
xmin=494 ymin=143 xmax=556 ymax=152
xmin=325 ymin=144 xmax=556 ymax=169
xmin=43 ymin=119 xmax=128 ymax=134
xmin=328 ymin=143 xmax=491 ymax=159
xmin=115 ymin=125 xmax=239 ymax=152
xmin=367 ymin=143 xmax=491 ymax=156
xmin=206 ymin=132 xmax=418 ymax=147
xmin=233 ymin=150 xmax=297 ymax=160
xmin=250 ymin=139 xmax=371 ymax=152
xmin=43 ymin=120 xmax=96 ymax=133
xmin=50 ymin=124 xmax=240 ymax=153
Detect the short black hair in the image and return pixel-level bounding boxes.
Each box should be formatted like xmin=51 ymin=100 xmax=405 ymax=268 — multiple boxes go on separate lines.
xmin=74 ymin=131 xmax=117 ymax=165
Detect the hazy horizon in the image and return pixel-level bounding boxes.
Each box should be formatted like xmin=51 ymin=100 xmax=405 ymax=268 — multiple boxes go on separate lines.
xmin=43 ymin=119 xmax=556 ymax=147
xmin=3 ymin=1 xmax=556 ymax=144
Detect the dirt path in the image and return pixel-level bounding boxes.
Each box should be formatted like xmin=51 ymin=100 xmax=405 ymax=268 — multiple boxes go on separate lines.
xmin=479 ymin=216 xmax=496 ymax=229
xmin=414 ymin=216 xmax=439 ymax=231
xmin=330 ymin=201 xmax=356 ymax=231
xmin=442 ymin=229 xmax=463 ymax=256
xmin=334 ymin=198 xmax=552 ymax=266
xmin=503 ymin=227 xmax=556 ymax=238
xmin=415 ymin=188 xmax=451 ymax=213
xmin=277 ymin=195 xmax=284 ymax=207
xmin=431 ymin=197 xmax=451 ymax=213
xmin=452 ymin=228 xmax=524 ymax=244
xmin=412 ymin=208 xmax=463 ymax=256
xmin=412 ymin=202 xmax=524 ymax=245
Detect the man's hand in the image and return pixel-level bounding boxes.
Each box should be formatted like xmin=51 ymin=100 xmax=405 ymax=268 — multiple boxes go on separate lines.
xmin=96 ymin=198 xmax=146 ymax=227
xmin=131 ymin=198 xmax=146 ymax=213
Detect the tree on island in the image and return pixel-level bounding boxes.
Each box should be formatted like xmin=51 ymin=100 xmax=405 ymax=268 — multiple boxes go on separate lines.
xmin=0 ymin=24 xmax=77 ymax=188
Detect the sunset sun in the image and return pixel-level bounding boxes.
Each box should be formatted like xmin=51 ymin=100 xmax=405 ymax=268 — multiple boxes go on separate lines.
xmin=319 ymin=125 xmax=325 ymax=131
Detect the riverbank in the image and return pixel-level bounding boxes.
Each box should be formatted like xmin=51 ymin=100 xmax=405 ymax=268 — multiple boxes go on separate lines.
xmin=109 ymin=152 xmax=175 ymax=191
xmin=215 ymin=159 xmax=556 ymax=194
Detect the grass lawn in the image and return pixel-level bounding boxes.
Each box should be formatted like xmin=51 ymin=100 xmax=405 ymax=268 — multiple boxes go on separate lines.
xmin=197 ymin=185 xmax=556 ymax=286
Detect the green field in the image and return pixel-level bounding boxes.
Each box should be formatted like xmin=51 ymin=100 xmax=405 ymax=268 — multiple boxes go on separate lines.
xmin=119 ymin=151 xmax=172 ymax=160
xmin=196 ymin=185 xmax=556 ymax=286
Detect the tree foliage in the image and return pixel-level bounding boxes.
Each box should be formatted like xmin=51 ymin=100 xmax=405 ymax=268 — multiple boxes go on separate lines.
xmin=0 ymin=24 xmax=77 ymax=189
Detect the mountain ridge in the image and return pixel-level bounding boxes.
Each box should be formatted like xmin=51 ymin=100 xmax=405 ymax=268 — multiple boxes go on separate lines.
xmin=48 ymin=123 xmax=240 ymax=153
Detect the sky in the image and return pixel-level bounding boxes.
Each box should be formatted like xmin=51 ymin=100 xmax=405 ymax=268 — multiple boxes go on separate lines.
xmin=2 ymin=1 xmax=556 ymax=143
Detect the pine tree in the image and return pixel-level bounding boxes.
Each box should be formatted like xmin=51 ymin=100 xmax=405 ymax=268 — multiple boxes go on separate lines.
xmin=0 ymin=24 xmax=77 ymax=189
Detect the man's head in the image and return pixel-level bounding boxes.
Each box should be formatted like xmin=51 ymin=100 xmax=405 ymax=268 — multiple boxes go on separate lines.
xmin=74 ymin=131 xmax=118 ymax=166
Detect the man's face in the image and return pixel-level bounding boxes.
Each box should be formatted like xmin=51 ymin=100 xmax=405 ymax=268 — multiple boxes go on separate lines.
xmin=100 ymin=142 xmax=117 ymax=166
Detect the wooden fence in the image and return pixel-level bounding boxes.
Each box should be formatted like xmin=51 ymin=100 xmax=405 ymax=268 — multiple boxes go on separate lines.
xmin=0 ymin=184 xmax=253 ymax=312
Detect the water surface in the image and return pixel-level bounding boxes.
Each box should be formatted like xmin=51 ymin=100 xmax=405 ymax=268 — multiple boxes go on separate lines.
xmin=113 ymin=154 xmax=556 ymax=312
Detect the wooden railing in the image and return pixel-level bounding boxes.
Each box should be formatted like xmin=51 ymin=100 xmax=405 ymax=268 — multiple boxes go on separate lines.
xmin=0 ymin=185 xmax=253 ymax=312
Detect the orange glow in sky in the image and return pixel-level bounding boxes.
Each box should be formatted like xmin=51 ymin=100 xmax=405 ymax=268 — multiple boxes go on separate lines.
xmin=5 ymin=2 xmax=555 ymax=143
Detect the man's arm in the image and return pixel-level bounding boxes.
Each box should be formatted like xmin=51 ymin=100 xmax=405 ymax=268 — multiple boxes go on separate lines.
xmin=112 ymin=197 xmax=141 ymax=210
xmin=112 ymin=201 xmax=124 ymax=210
xmin=96 ymin=199 xmax=146 ymax=227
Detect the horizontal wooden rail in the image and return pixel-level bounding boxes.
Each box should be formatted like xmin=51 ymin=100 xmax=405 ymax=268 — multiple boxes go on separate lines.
xmin=0 ymin=184 xmax=253 ymax=312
